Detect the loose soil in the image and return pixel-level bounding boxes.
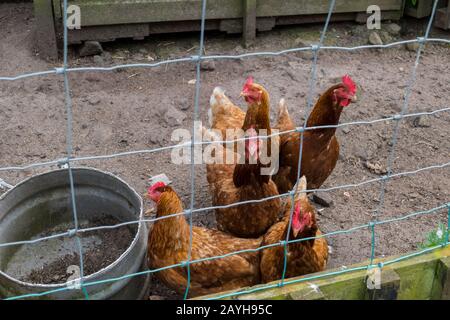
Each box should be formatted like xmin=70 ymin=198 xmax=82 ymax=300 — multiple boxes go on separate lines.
xmin=22 ymin=215 xmax=135 ymax=285
xmin=0 ymin=3 xmax=449 ymax=299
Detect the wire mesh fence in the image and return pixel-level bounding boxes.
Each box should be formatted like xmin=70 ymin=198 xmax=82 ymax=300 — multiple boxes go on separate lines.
xmin=0 ymin=0 xmax=449 ymax=300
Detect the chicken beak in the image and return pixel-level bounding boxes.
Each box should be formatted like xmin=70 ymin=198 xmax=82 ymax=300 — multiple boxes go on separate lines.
xmin=240 ymin=91 xmax=246 ymax=98
xmin=292 ymin=227 xmax=299 ymax=238
xmin=350 ymin=94 xmax=357 ymax=103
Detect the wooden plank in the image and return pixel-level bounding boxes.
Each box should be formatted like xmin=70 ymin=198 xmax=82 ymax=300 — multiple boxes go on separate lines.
xmin=396 ymin=260 xmax=439 ymax=299
xmin=256 ymin=0 xmax=403 ymax=17
xmin=243 ymin=0 xmax=256 ymax=48
xmin=404 ymin=0 xmax=434 ymax=18
xmin=65 ymin=0 xmax=404 ymax=27
xmin=364 ymin=269 xmax=400 ymax=300
xmin=34 ymin=0 xmax=59 ymax=60
xmin=438 ymin=257 xmax=450 ymax=299
xmin=435 ymin=6 xmax=450 ymax=30
xmin=68 ymin=0 xmax=243 ymax=26
xmin=198 ymin=246 xmax=450 ymax=300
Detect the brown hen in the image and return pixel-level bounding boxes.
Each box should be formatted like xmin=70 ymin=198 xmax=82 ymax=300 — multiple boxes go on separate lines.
xmin=147 ymin=182 xmax=262 ymax=297
xmin=260 ymin=176 xmax=328 ymax=283
xmin=206 ymin=77 xmax=282 ymax=238
xmin=273 ymin=75 xmax=357 ymax=193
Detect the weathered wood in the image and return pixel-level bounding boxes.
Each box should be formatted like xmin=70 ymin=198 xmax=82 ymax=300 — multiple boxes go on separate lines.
xmin=396 ymin=260 xmax=438 ymax=299
xmin=34 ymin=0 xmax=59 ymax=60
xmin=435 ymin=0 xmax=450 ymax=30
xmin=64 ymin=0 xmax=403 ymax=27
xmin=68 ymin=24 xmax=149 ymax=44
xmin=438 ymin=257 xmax=450 ymax=299
xmin=243 ymin=0 xmax=256 ymax=48
xmin=355 ymin=10 xmax=403 ymax=23
xmin=257 ymin=0 xmax=402 ymax=17
xmin=404 ymin=0 xmax=434 ymax=18
xmin=364 ymin=269 xmax=400 ymax=300
xmin=198 ymin=246 xmax=450 ymax=300
xmin=42 ymin=0 xmax=405 ymax=56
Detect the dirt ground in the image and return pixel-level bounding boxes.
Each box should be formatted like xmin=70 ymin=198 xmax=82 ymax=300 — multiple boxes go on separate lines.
xmin=0 ymin=3 xmax=449 ymax=299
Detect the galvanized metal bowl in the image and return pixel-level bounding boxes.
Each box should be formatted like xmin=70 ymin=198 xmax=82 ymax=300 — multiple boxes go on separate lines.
xmin=0 ymin=168 xmax=150 ymax=300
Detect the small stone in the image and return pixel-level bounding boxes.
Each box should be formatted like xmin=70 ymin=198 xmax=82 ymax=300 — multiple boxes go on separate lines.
xmin=405 ymin=42 xmax=420 ymax=52
xmin=385 ymin=23 xmax=401 ymax=35
xmin=164 ymin=106 xmax=187 ymax=126
xmin=364 ymin=161 xmax=387 ymax=175
xmin=342 ymin=127 xmax=351 ymax=134
xmin=81 ymin=124 xmax=88 ymax=129
xmin=79 ymin=41 xmax=103 ymax=57
xmin=88 ymin=96 xmax=101 ymax=106
xmin=200 ymin=60 xmax=216 ymax=71
xmin=138 ymin=48 xmax=148 ymax=55
xmin=379 ymin=31 xmax=393 ymax=43
xmin=368 ymin=32 xmax=383 ymax=45
xmin=149 ymin=134 xmax=164 ymax=146
xmin=312 ymin=193 xmax=334 ymax=207
xmin=411 ymin=116 xmax=431 ymax=128
xmin=93 ymin=55 xmax=103 ymax=65
xmin=177 ymin=98 xmax=191 ymax=111
xmin=233 ymin=45 xmax=245 ymax=54
xmin=85 ymin=74 xmax=102 ymax=82
xmin=149 ymin=295 xmax=165 ymax=300
xmin=102 ymin=51 xmax=112 ymax=62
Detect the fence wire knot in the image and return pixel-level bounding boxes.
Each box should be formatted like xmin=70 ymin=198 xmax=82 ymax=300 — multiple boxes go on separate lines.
xmin=67 ymin=228 xmax=77 ymax=237
xmin=295 ymin=127 xmax=305 ymax=133
xmin=55 ymin=67 xmax=66 ymax=74
xmin=310 ymin=44 xmax=320 ymax=51
xmin=190 ymin=55 xmax=201 ymax=62
xmin=417 ymin=37 xmax=426 ymax=44
xmin=180 ymin=260 xmax=190 ymax=268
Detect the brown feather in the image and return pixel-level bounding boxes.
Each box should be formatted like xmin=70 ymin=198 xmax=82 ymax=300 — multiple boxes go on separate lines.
xmin=273 ymin=84 xmax=348 ymax=193
xmin=260 ymin=187 xmax=328 ymax=283
xmin=147 ymin=187 xmax=262 ymax=297
xmin=207 ymin=83 xmax=282 ymax=238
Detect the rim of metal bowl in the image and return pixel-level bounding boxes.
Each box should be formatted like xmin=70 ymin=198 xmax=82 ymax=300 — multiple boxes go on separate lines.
xmin=0 ymin=167 xmax=145 ymax=290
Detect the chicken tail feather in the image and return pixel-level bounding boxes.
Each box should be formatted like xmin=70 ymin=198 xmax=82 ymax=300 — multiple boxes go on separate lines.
xmin=277 ymin=98 xmax=288 ymax=119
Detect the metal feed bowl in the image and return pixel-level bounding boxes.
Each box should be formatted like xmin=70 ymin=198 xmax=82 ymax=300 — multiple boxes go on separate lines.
xmin=0 ymin=168 xmax=150 ymax=300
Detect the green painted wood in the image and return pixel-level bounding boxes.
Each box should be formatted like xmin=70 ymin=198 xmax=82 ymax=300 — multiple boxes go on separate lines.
xmin=364 ymin=269 xmax=400 ymax=300
xmin=396 ymin=260 xmax=438 ymax=299
xmin=198 ymin=246 xmax=450 ymax=300
xmin=439 ymin=257 xmax=450 ymax=299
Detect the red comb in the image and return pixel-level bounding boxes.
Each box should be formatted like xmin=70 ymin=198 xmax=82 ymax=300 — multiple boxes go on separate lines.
xmin=147 ymin=181 xmax=166 ymax=194
xmin=243 ymin=76 xmax=254 ymax=90
xmin=342 ymin=75 xmax=356 ymax=94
